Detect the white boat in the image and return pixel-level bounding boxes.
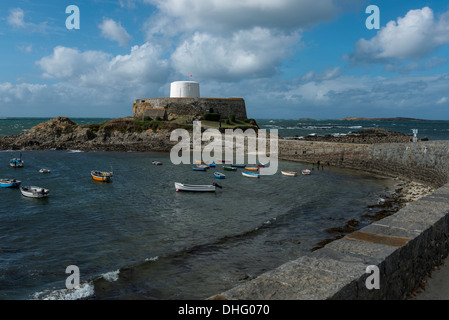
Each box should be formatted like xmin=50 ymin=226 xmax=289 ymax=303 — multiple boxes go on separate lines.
xmin=39 ymin=168 xmax=51 ymax=173
xmin=174 ymin=182 xmax=221 ymax=192
xmin=20 ymin=186 xmax=50 ymax=198
xmin=281 ymin=170 xmax=298 ymax=176
xmin=10 ymin=158 xmax=24 ymax=168
xmin=242 ymin=171 xmax=260 ymax=178
xmin=301 ymin=169 xmax=311 ymax=175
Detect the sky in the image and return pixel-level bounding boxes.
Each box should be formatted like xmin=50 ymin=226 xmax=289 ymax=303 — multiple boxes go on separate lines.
xmin=1 ymin=0 xmax=449 ymax=119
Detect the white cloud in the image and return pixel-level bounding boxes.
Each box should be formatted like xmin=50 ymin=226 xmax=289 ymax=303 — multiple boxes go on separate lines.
xmin=148 ymin=0 xmax=337 ymax=35
xmin=301 ymin=66 xmax=341 ymax=82
xmin=7 ymin=8 xmax=26 ymax=28
xmin=144 ymin=0 xmax=346 ymax=81
xmin=350 ymin=7 xmax=449 ymax=65
xmin=171 ymin=28 xmax=300 ymax=80
xmin=99 ymin=18 xmax=132 ymax=47
xmin=6 ymin=7 xmax=48 ymax=33
xmin=437 ymin=97 xmax=448 ymax=104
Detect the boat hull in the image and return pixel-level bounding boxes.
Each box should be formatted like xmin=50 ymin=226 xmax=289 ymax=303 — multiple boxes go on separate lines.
xmin=242 ymin=171 xmax=260 ymax=178
xmin=175 ymin=182 xmax=216 ymax=192
xmin=281 ymin=170 xmax=298 ymax=176
xmin=91 ymin=171 xmax=113 ymax=182
xmin=10 ymin=161 xmax=24 ymax=168
xmin=223 ymin=166 xmax=237 ymax=171
xmin=21 ymin=186 xmax=49 ymax=198
xmin=0 ymin=179 xmax=21 ymax=188
xmin=301 ymin=169 xmax=311 ymax=175
xmin=244 ymin=167 xmax=259 ymax=171
xmin=214 ymin=172 xmax=226 ymax=179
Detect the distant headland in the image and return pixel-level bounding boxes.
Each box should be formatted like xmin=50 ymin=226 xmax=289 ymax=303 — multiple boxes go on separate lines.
xmin=339 ymin=116 xmax=436 ymax=121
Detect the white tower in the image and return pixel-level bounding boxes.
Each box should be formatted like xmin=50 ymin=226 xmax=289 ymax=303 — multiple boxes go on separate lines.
xmin=170 ymin=81 xmax=200 ymax=100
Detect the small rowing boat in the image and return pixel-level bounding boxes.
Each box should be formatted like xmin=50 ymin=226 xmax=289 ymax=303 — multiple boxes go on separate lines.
xmin=39 ymin=168 xmax=51 ymax=173
xmin=152 ymin=160 xmax=163 ymax=165
xmin=223 ymin=166 xmax=237 ymax=171
xmin=0 ymin=179 xmax=21 ymax=188
xmin=244 ymin=166 xmax=259 ymax=171
xmin=281 ymin=170 xmax=298 ymax=177
xmin=175 ymin=182 xmax=222 ymax=192
xmin=257 ymin=163 xmax=265 ymax=167
xmin=301 ymin=169 xmax=311 ymax=175
xmin=214 ymin=172 xmax=226 ymax=179
xmin=91 ymin=170 xmax=113 ymax=182
xmin=242 ymin=171 xmax=260 ymax=178
xmin=20 ymin=186 xmax=49 ymax=198
xmin=193 ymin=165 xmax=207 ymax=171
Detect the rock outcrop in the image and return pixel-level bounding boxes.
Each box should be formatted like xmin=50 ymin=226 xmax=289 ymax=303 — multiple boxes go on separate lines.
xmin=0 ymin=117 xmax=179 ymax=152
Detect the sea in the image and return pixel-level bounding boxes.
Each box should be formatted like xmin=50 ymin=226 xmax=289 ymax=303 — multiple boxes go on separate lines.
xmin=1 ymin=117 xmax=448 ymax=300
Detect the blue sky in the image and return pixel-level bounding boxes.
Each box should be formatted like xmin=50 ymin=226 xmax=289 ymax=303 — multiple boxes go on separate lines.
xmin=1 ymin=0 xmax=449 ymax=119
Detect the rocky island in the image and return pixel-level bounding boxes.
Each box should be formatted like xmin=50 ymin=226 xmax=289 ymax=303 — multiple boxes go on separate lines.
xmin=0 ymin=116 xmax=258 ymax=152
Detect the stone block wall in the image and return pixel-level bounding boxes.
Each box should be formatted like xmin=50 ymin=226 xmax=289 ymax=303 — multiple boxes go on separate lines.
xmin=278 ymin=140 xmax=449 ymax=188
xmin=208 ymin=139 xmax=449 ymax=300
xmin=133 ymin=97 xmax=247 ymax=120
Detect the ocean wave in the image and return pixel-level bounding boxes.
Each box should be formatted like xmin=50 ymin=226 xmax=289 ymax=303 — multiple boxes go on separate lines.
xmin=101 ymin=270 xmax=120 ymax=282
xmin=32 ymin=281 xmax=95 ymax=300
xmin=145 ymin=256 xmax=159 ymax=262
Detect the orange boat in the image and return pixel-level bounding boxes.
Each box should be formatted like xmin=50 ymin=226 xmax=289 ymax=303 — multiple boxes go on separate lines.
xmin=244 ymin=166 xmax=259 ymax=171
xmin=91 ymin=170 xmax=113 ymax=182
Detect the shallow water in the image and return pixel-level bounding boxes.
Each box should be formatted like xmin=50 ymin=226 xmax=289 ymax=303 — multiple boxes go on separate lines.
xmin=0 ymin=150 xmax=395 ymax=300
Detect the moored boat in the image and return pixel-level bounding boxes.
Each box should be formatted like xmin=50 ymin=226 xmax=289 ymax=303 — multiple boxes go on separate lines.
xmin=91 ymin=170 xmax=113 ymax=182
xmin=214 ymin=172 xmax=226 ymax=179
xmin=39 ymin=168 xmax=51 ymax=173
xmin=244 ymin=166 xmax=259 ymax=171
xmin=152 ymin=161 xmax=163 ymax=165
xmin=175 ymin=182 xmax=222 ymax=192
xmin=301 ymin=169 xmax=311 ymax=175
xmin=257 ymin=163 xmax=265 ymax=167
xmin=10 ymin=157 xmax=24 ymax=168
xmin=0 ymin=179 xmax=22 ymax=188
xmin=242 ymin=171 xmax=260 ymax=178
xmin=20 ymin=186 xmax=49 ymax=198
xmin=223 ymin=166 xmax=237 ymax=171
xmin=281 ymin=170 xmax=298 ymax=177
xmin=192 ymin=165 xmax=207 ymax=171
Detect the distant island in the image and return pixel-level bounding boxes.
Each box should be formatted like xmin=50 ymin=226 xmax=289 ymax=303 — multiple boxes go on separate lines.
xmin=340 ymin=117 xmax=435 ymax=121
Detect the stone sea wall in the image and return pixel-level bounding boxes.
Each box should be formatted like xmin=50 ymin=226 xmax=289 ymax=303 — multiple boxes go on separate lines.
xmin=278 ymin=140 xmax=449 ymax=188
xmin=210 ymin=139 xmax=449 ymax=300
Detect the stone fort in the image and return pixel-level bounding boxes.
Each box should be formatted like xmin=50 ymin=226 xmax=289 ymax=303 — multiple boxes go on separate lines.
xmin=133 ymin=81 xmax=247 ymax=121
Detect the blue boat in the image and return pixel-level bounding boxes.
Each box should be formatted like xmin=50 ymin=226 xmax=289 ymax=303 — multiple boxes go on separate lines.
xmin=10 ymin=158 xmax=24 ymax=168
xmin=0 ymin=179 xmax=22 ymax=188
xmin=209 ymin=162 xmax=216 ymax=168
xmin=242 ymin=171 xmax=260 ymax=178
xmin=193 ymin=165 xmax=207 ymax=171
xmin=214 ymin=172 xmax=226 ymax=179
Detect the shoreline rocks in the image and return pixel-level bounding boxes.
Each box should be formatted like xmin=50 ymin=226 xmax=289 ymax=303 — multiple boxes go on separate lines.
xmin=0 ymin=116 xmax=179 ymax=152
xmin=311 ymin=179 xmax=434 ymax=251
xmin=289 ymin=128 xmax=413 ymax=144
